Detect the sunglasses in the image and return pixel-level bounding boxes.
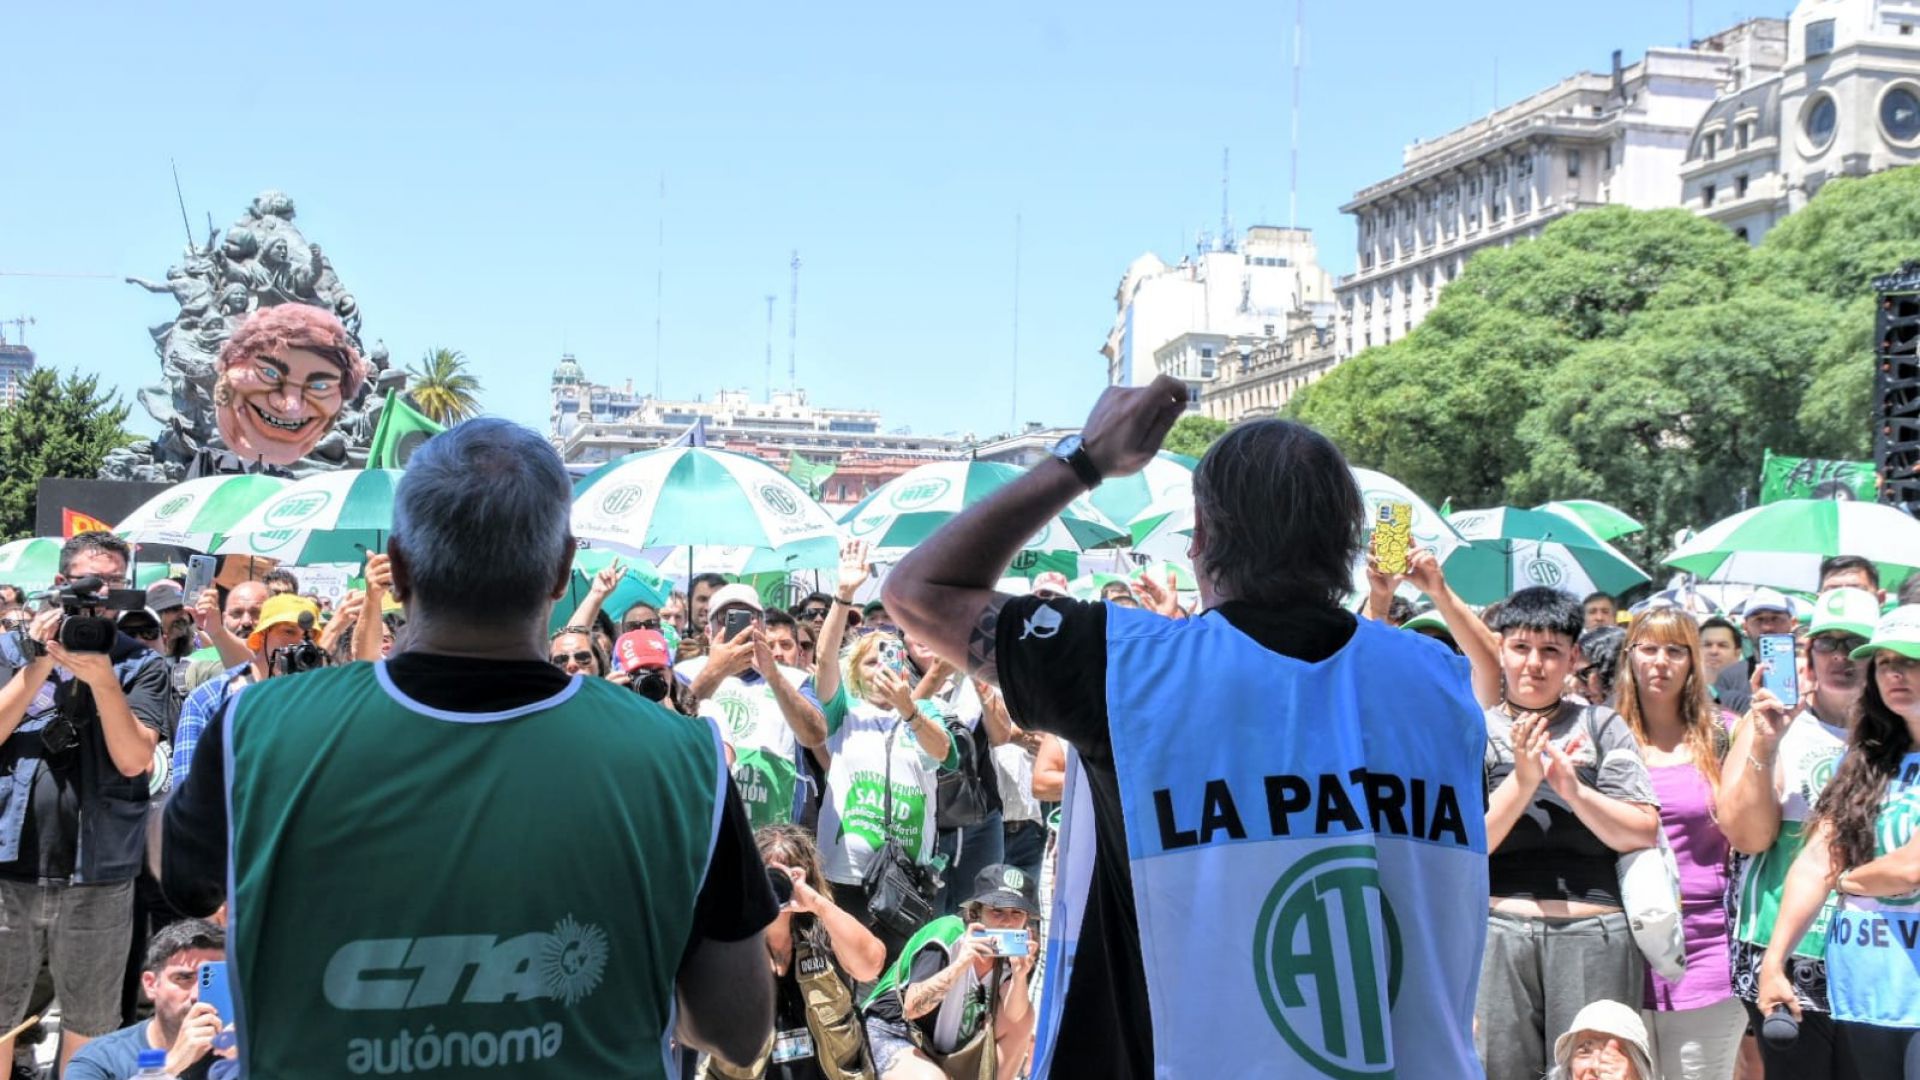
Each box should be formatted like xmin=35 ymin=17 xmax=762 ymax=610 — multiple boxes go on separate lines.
xmin=800 ymin=608 xmax=829 ymax=621
xmin=550 ymin=650 xmax=596 ymax=668
xmin=124 ymin=626 xmax=162 ymax=641
xmin=1812 ymin=634 xmax=1869 ymax=656
xmin=623 ymin=619 xmax=661 ymax=632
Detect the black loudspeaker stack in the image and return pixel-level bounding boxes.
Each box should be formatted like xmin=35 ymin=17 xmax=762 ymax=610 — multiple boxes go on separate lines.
xmin=1875 ymin=262 xmax=1920 ymax=515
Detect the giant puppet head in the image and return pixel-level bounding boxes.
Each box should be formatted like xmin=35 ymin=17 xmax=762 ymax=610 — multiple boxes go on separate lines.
xmin=213 ymin=305 xmax=368 ymax=467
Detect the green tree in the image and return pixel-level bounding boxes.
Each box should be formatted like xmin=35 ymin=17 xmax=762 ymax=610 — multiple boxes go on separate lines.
xmin=405 ymin=348 xmax=483 ymax=425
xmin=0 ymin=368 xmax=136 ymax=540
xmin=1750 ymin=167 xmax=1920 ymax=301
xmin=1163 ymin=414 xmax=1228 ymax=458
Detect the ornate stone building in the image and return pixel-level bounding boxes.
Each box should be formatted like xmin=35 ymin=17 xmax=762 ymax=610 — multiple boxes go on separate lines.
xmin=1198 ymin=319 xmax=1340 ymax=423
xmin=1335 ymin=19 xmax=1788 ymax=358
xmin=1680 ymin=0 xmax=1920 ymax=242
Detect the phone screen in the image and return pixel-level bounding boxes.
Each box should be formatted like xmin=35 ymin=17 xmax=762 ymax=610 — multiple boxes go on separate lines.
xmin=1758 ymin=633 xmax=1799 ymax=708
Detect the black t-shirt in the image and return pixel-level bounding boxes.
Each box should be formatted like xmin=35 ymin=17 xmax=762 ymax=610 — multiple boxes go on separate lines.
xmin=162 ymin=652 xmax=775 ymax=960
xmin=863 ymin=941 xmax=955 ymax=1030
xmin=0 ymin=635 xmax=175 ymax=883
xmin=995 ymin=595 xmax=1355 ymax=1079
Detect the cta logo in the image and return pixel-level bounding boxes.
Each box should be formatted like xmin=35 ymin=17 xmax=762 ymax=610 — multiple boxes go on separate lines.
xmin=599 ymin=484 xmax=646 ymax=516
xmin=1253 ymin=845 xmax=1403 ymax=1078
xmin=265 ymin=492 xmax=332 ymax=529
xmin=1522 ymin=557 xmax=1566 ymax=588
xmin=323 ymin=915 xmax=609 ymax=1011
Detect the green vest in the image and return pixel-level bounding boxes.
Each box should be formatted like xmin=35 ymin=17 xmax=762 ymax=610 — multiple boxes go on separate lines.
xmin=225 ymin=662 xmax=725 ymax=1078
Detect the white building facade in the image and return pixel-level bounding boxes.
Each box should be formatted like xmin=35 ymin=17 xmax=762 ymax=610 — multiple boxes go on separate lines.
xmin=1681 ymin=0 xmax=1920 ymax=242
xmin=1336 ymin=20 xmax=1788 ymax=357
xmin=1101 ymin=225 xmax=1336 ymax=404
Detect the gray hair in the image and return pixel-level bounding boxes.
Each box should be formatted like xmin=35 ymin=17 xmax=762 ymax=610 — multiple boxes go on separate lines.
xmin=391 ymin=418 xmax=572 ymax=620
xmin=1190 ymin=419 xmax=1363 ymax=609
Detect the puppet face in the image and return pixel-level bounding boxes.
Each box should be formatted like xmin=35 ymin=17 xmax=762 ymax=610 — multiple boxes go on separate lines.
xmin=215 ymin=346 xmax=344 ymax=465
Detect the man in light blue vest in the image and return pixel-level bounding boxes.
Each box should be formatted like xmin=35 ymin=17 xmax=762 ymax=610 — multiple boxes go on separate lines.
xmin=885 ymin=374 xmax=1490 ymax=1079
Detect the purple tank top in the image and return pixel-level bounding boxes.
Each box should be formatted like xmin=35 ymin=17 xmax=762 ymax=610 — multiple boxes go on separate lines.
xmin=1644 ymin=761 xmax=1736 ymax=1011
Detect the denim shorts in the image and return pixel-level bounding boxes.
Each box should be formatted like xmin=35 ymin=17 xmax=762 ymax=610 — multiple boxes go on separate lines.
xmin=0 ymin=878 xmax=136 ymax=1037
xmin=863 ymin=1016 xmax=919 ymax=1076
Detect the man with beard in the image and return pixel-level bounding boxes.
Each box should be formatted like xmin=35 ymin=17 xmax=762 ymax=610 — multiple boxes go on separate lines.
xmin=145 ymin=583 xmax=200 ymax=700
xmin=66 ymin=919 xmax=234 ymax=1080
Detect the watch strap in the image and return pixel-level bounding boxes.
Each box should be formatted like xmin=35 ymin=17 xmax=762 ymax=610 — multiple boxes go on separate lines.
xmin=1063 ymin=446 xmax=1102 ymax=489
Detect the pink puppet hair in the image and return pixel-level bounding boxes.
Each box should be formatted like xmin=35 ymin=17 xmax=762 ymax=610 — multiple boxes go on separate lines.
xmin=217 ymin=304 xmax=368 ymax=400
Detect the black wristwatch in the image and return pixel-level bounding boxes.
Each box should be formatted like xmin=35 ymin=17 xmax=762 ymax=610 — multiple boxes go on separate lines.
xmin=1050 ymin=434 xmax=1102 ymax=489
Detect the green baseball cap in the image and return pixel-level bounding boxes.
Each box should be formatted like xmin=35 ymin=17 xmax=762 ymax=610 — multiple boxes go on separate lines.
xmin=1851 ymin=604 xmax=1920 ymax=661
xmin=1402 ymin=610 xmax=1453 ymax=638
xmin=1808 ymin=588 xmax=1881 ymax=640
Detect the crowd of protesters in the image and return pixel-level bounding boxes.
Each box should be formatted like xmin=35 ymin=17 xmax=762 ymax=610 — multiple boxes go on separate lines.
xmin=1 ymin=385 xmax=1919 ymax=1078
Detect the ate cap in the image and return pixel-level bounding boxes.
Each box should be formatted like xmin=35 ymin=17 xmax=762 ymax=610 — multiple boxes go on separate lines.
xmin=1808 ymin=588 xmax=1881 ymax=640
xmin=966 ymin=863 xmax=1040 ymax=916
xmin=1851 ymin=604 xmax=1920 ymax=661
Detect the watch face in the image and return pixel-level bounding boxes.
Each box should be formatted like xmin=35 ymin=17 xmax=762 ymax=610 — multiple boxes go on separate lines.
xmin=1052 ymin=434 xmax=1083 ymax=457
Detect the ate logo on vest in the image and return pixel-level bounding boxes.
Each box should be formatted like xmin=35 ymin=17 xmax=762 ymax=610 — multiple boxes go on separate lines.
xmin=1253 ymin=845 xmax=1404 ymax=1079
xmin=323 ymin=915 xmax=610 ymax=1011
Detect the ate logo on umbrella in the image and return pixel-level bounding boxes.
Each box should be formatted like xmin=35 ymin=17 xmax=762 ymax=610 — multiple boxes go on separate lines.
xmin=758 ymin=484 xmax=800 ymax=518
xmin=155 ymin=496 xmax=195 ymax=521
xmin=599 ymin=485 xmax=647 ymax=516
xmin=265 ymin=493 xmax=333 ymax=529
xmin=890 ymin=478 xmax=950 ymax=510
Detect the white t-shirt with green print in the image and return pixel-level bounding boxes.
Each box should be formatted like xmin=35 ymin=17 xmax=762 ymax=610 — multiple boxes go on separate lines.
xmin=817 ymin=686 xmax=954 ymax=885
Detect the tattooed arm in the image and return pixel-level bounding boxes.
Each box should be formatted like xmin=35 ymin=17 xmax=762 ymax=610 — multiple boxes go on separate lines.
xmin=885 ymin=378 xmax=1186 ymax=686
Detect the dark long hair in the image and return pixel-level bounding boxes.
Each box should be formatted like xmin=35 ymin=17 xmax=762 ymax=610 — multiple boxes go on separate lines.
xmin=1810 ymin=656 xmax=1913 ymax=871
xmin=1191 ymin=420 xmax=1362 ymax=609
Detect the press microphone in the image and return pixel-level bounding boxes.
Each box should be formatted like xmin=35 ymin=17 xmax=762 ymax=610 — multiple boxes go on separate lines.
xmin=1760 ymin=1005 xmax=1799 ymax=1049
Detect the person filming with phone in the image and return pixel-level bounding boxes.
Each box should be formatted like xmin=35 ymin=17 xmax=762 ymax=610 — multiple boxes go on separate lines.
xmin=64 ymin=918 xmax=236 ymax=1080
xmin=860 ymin=864 xmax=1037 ymax=1080
xmin=709 ymin=824 xmax=885 ymax=1080
xmin=677 ymin=584 xmax=828 ymax=830
xmin=0 ymin=532 xmax=175 ymax=1074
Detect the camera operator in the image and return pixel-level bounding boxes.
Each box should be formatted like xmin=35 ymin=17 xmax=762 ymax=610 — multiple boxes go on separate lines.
xmin=0 ymin=532 xmax=175 ymax=1074
xmin=170 ymin=594 xmax=324 ymax=787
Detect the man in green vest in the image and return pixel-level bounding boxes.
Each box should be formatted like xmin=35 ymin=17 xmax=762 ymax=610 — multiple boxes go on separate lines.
xmin=156 ymin=418 xmax=778 ymax=1077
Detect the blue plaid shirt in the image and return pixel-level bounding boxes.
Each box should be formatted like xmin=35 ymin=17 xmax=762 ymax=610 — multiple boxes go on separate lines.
xmin=171 ymin=663 xmax=249 ymax=788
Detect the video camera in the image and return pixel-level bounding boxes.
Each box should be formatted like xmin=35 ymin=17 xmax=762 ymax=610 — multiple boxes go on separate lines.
xmin=32 ymin=576 xmax=147 ymax=654
xmin=268 ymin=610 xmax=329 ymax=677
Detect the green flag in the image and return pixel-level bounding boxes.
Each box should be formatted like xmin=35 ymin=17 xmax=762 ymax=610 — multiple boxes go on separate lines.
xmin=1759 ymin=449 xmax=1878 ymax=504
xmin=368 ymin=395 xmax=446 ymax=470
xmin=785 ymin=452 xmax=836 ymax=500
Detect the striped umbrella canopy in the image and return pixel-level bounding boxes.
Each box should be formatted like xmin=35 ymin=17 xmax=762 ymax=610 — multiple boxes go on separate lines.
xmin=1663 ymin=499 xmax=1920 ymax=593
xmin=216 ymin=469 xmax=402 ymax=565
xmin=1443 ymin=506 xmax=1651 ymax=604
xmin=1090 ymin=452 xmax=1196 ymax=540
xmin=1534 ymin=499 xmax=1645 ymax=542
xmin=0 ymin=537 xmax=67 ymax=593
xmin=116 ymin=474 xmax=288 ymax=550
xmin=839 ymin=461 xmax=1126 ymax=562
xmin=572 ymin=446 xmax=840 ymax=569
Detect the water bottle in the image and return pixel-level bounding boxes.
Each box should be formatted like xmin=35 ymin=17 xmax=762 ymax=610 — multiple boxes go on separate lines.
xmin=132 ymin=1048 xmax=169 ymax=1078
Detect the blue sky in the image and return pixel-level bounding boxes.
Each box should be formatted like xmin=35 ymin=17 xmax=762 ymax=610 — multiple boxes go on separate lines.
xmin=2 ymin=0 xmax=1749 ymax=443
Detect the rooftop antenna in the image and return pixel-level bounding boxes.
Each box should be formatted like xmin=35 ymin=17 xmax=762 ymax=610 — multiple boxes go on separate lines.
xmin=1011 ymin=213 xmax=1022 ymax=430
xmin=1220 ymin=148 xmax=1233 ymax=252
xmin=654 ymin=173 xmax=665 ymax=399
xmin=1290 ymin=0 xmax=1303 ymax=229
xmin=764 ymin=294 xmax=776 ymax=401
xmin=787 ymin=251 xmax=800 ymax=394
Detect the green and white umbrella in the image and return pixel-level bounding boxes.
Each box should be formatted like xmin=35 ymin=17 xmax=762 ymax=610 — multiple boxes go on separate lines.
xmin=216 ymin=469 xmax=403 ymax=565
xmin=1443 ymin=506 xmax=1650 ymax=604
xmin=1091 ymin=452 xmax=1196 ymax=541
xmin=1663 ymin=499 xmax=1920 ymax=592
xmin=839 ymin=461 xmax=1127 ymax=573
xmin=0 ymin=537 xmax=67 ymax=593
xmin=572 ymin=447 xmax=840 ymax=569
xmin=1534 ymin=499 xmax=1645 ymax=542
xmin=116 ymin=474 xmax=288 ymax=550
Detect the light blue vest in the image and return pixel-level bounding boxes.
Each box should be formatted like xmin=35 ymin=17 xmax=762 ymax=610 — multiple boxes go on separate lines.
xmin=1033 ymin=607 xmax=1488 ymax=1079
xmin=1826 ymin=751 xmax=1920 ymax=1028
